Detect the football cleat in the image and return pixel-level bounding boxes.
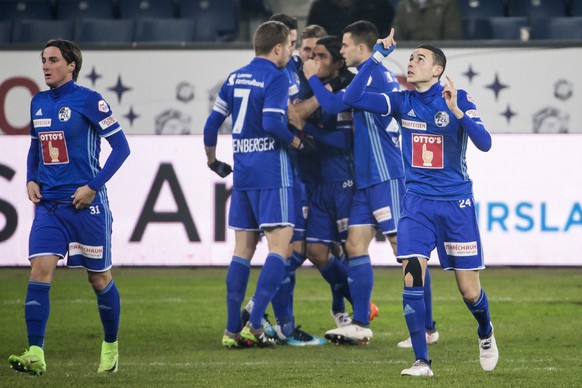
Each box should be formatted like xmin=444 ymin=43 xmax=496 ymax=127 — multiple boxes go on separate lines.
xmin=222 ymin=331 xmax=253 ymax=349
xmin=8 ymin=346 xmax=46 ymax=376
xmin=97 ymin=340 xmax=118 ymax=373
xmin=401 ymin=359 xmax=434 ymax=377
xmin=397 ymin=329 xmax=440 ymax=348
xmin=479 ymin=324 xmax=499 ymax=372
xmin=286 ymin=326 xmax=326 ymax=346
xmin=241 ymin=322 xmax=276 ymax=347
xmin=325 ymin=324 xmax=373 ymax=345
xmin=369 ymin=302 xmax=379 ymax=321
xmin=330 ymin=310 xmax=352 ymax=328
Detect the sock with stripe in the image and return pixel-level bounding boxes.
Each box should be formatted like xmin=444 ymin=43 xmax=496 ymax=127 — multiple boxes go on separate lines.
xmin=465 ymin=288 xmax=492 ymax=337
xmin=249 ymin=253 xmax=287 ymax=330
xmin=96 ymin=279 xmax=121 ymax=343
xmin=225 ymin=256 xmax=251 ymax=333
xmin=25 ymin=281 xmax=51 ymax=348
xmin=424 ymin=267 xmax=436 ymax=331
xmin=403 ymin=286 xmax=428 ymax=362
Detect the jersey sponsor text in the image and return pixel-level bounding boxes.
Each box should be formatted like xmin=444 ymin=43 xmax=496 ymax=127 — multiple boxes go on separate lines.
xmin=402 ymin=119 xmax=427 ymax=130
xmin=411 ymin=133 xmax=443 ymax=169
xmin=444 ymin=241 xmax=478 ymax=256
xmin=69 ymin=242 xmax=104 ymax=259
xmin=99 ymin=115 xmax=117 ymax=130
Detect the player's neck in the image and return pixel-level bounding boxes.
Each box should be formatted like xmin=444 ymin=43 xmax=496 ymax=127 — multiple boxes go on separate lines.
xmin=414 ymin=78 xmax=439 ymax=93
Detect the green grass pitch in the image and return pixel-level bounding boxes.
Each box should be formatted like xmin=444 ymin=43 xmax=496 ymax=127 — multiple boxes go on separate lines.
xmin=1 ymin=266 xmax=581 ymax=387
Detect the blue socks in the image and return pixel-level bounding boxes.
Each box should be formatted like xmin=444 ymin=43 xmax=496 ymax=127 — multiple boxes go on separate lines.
xmin=424 ymin=267 xmax=435 ymax=331
xmin=465 ymin=288 xmax=492 ymax=338
xmin=403 ymin=286 xmax=428 ymax=362
xmin=319 ymin=255 xmax=351 ymax=313
xmin=25 ymin=281 xmax=51 ymax=348
xmin=347 ymin=255 xmax=373 ymax=325
xmin=96 ymin=279 xmax=121 ymax=343
xmin=249 ymin=253 xmax=287 ymax=330
xmin=225 ymin=256 xmax=251 ymax=333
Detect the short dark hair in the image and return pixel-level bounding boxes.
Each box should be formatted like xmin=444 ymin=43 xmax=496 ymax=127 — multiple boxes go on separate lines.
xmin=254 ymin=21 xmax=290 ymax=56
xmin=416 ymin=44 xmax=447 ymax=77
xmin=268 ymin=13 xmax=298 ymax=31
xmin=342 ymin=20 xmax=378 ymax=51
xmin=43 ymin=39 xmax=82 ymax=81
xmin=316 ymin=36 xmax=344 ymax=64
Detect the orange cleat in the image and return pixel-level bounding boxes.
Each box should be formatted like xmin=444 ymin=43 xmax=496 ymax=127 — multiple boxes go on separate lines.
xmin=369 ymin=302 xmax=379 ymax=321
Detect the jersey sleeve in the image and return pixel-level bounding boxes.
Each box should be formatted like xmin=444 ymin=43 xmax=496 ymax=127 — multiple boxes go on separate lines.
xmin=82 ymin=91 xmax=121 ymax=137
xmin=457 ymin=90 xmax=491 ymax=152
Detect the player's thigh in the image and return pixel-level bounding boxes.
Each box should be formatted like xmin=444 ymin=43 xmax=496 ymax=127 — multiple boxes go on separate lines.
xmin=434 ymin=197 xmax=485 ymax=271
xmin=396 ymin=193 xmax=437 ymax=262
xmin=264 ymin=226 xmax=294 ymax=256
xmin=345 ymin=224 xmax=376 ymax=257
xmin=368 ymin=179 xmax=405 ymax=235
xmin=234 ymin=230 xmax=261 ymax=259
xmin=65 ymin=202 xmax=113 ymax=272
xmin=454 ymin=269 xmax=482 ymax=303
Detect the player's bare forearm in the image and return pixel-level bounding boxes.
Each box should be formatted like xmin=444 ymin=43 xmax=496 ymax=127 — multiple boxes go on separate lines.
xmin=205 ymin=146 xmax=217 ymax=165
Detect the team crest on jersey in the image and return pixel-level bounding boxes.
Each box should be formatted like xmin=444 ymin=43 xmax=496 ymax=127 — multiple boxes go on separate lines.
xmin=98 ymin=100 xmax=110 ymax=113
xmin=434 ymin=111 xmax=449 ymax=127
xmin=58 ymin=107 xmax=71 ymax=122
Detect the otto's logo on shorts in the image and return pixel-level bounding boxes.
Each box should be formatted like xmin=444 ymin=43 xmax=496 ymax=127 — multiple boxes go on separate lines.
xmin=411 ymin=134 xmax=443 ymax=169
xmin=98 ymin=100 xmax=110 ymax=113
xmin=39 ymin=131 xmax=69 ymax=164
xmin=58 ymin=107 xmax=71 ymax=122
xmin=69 ymin=242 xmax=104 ymax=259
xmin=434 ymin=111 xmax=449 ymax=127
xmin=444 ymin=241 xmax=478 ymax=257
xmin=373 ymin=206 xmax=392 ymax=223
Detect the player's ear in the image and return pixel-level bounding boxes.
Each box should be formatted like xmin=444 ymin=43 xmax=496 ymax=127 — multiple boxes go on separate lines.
xmin=68 ymin=61 xmax=76 ymax=74
xmin=433 ymin=65 xmax=443 ymax=78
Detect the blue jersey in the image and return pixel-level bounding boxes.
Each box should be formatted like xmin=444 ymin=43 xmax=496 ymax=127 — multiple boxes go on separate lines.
xmin=385 ymin=82 xmax=484 ymax=199
xmin=308 ymin=108 xmax=354 ymax=183
xmin=351 ymin=63 xmax=404 ymax=189
xmin=213 ymin=57 xmax=293 ymax=190
xmin=29 ymin=80 xmax=121 ymax=202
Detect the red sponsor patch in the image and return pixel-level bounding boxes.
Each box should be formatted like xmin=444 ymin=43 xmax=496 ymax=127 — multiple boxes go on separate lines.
xmin=411 ymin=133 xmax=443 ymax=169
xmin=39 ymin=131 xmax=69 ymax=164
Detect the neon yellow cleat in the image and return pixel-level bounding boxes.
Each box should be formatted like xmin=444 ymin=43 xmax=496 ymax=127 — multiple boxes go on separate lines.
xmin=97 ymin=340 xmax=118 ymax=373
xmin=8 ymin=345 xmax=46 ymax=376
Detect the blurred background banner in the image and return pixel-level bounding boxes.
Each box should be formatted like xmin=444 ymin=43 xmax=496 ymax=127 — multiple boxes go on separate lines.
xmin=0 ymin=46 xmax=580 ymax=136
xmin=1 ymin=134 xmax=581 ymax=267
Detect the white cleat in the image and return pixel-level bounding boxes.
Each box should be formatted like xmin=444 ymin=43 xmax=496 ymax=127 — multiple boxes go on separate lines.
xmin=397 ymin=330 xmax=440 ymax=348
xmin=401 ymin=359 xmax=434 ymax=377
xmin=330 ymin=310 xmax=352 ymax=328
xmin=479 ymin=324 xmax=499 ymax=372
xmin=324 ymin=324 xmax=372 ymax=345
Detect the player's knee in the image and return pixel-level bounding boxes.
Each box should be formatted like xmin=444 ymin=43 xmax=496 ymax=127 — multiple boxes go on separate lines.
xmin=461 ymin=288 xmax=481 ymax=304
xmin=88 ymin=271 xmax=112 ymax=292
xmin=403 ymin=257 xmax=423 ymax=287
xmin=344 ymin=238 xmax=363 ymax=258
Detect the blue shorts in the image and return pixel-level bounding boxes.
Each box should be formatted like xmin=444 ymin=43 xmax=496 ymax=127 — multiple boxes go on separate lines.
xmin=228 ymin=187 xmax=294 ymax=231
xmin=29 ymin=201 xmax=113 ymax=272
xmin=292 ymin=178 xmax=308 ymax=242
xmin=396 ymin=192 xmax=485 ymax=270
xmin=348 ymin=178 xmax=405 ymax=235
xmin=306 ymin=180 xmax=354 ymax=245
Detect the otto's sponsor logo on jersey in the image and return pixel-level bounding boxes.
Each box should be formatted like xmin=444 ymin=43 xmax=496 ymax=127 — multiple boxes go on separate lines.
xmin=58 ymin=107 xmax=71 ymax=122
xmin=434 ymin=111 xmax=449 ymax=127
xmin=465 ymin=109 xmax=480 ymax=118
xmin=411 ymin=134 xmax=443 ymax=169
xmin=69 ymin=242 xmax=104 ymax=259
xmin=233 ymin=137 xmax=275 ymax=153
xmin=99 ymin=115 xmax=117 ymax=130
xmin=39 ymin=131 xmax=69 ymax=165
xmin=33 ymin=119 xmax=51 ymax=128
xmin=98 ymin=100 xmax=110 ymax=113
xmin=373 ymin=206 xmax=392 ymax=223
xmin=444 ymin=241 xmax=478 ymax=256
xmin=402 ymin=119 xmax=426 ymax=131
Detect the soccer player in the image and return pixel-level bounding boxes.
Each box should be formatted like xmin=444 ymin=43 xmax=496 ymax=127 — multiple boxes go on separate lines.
xmin=320 ymin=20 xmax=404 ymax=345
xmin=289 ymin=36 xmax=356 ymax=328
xmin=8 ymin=39 xmax=130 ymax=375
xmin=204 ymin=21 xmax=307 ymax=348
xmin=343 ymin=28 xmax=499 ymax=376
